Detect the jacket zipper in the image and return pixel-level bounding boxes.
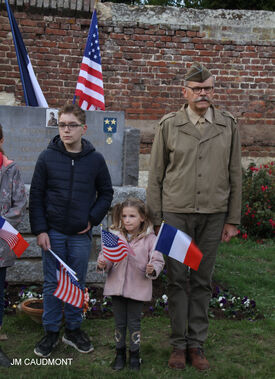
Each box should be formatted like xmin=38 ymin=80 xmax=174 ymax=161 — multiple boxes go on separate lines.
xmin=64 ymin=159 xmax=75 ymax=226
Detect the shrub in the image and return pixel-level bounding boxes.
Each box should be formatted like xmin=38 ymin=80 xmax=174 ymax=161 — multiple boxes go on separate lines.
xmin=240 ymin=161 xmax=275 ymax=239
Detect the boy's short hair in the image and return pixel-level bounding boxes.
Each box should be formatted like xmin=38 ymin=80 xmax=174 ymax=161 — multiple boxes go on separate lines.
xmin=58 ymin=104 xmax=86 ymax=125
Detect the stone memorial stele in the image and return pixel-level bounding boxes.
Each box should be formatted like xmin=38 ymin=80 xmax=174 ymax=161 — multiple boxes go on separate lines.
xmin=0 ymin=105 xmax=125 ymax=186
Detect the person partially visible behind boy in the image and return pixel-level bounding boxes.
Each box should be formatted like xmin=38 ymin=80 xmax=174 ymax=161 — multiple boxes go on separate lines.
xmin=29 ymin=104 xmax=113 ymax=357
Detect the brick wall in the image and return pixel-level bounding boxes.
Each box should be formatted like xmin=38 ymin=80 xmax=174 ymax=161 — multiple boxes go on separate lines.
xmin=0 ymin=1 xmax=274 ymax=164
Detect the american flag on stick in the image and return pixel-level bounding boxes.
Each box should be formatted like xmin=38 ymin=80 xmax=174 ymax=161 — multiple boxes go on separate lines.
xmin=48 ymin=249 xmax=83 ymax=308
xmin=74 ymin=10 xmax=105 ymax=110
xmin=53 ymin=262 xmax=84 ymax=309
xmin=101 ymin=229 xmax=135 ymax=262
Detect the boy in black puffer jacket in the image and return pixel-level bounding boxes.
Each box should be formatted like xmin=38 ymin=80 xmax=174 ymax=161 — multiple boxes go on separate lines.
xmin=30 ymin=104 xmax=113 ymax=358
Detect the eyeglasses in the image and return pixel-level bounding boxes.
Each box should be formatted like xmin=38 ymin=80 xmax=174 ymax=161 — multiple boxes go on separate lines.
xmin=186 ymin=86 xmax=214 ymax=94
xmin=58 ymin=123 xmax=83 ymax=130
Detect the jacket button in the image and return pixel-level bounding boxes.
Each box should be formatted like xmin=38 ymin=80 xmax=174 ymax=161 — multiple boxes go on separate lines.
xmin=199 ymin=156 xmax=202 ymax=160
xmin=197 ymin=208 xmax=200 ymax=211
xmin=197 ymin=191 xmax=200 ymax=194
xmin=198 ymin=174 xmax=202 ymax=177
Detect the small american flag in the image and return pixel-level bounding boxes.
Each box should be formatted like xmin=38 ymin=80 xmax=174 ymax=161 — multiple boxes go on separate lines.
xmin=53 ymin=263 xmax=84 ymax=308
xmin=102 ymin=229 xmax=130 ymax=262
xmin=74 ymin=10 xmax=105 ymax=111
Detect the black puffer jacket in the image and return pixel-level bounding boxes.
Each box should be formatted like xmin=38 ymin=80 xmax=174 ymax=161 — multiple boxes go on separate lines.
xmin=29 ymin=136 xmax=113 ymax=235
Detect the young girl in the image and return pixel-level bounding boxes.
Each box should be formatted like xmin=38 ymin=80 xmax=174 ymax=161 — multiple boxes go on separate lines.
xmin=97 ymin=197 xmax=164 ymax=371
xmin=0 ymin=124 xmax=27 ymax=367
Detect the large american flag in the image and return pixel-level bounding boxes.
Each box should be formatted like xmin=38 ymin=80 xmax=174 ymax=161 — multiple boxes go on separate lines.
xmin=101 ymin=229 xmax=130 ymax=262
xmin=53 ymin=263 xmax=84 ymax=308
xmin=74 ymin=10 xmax=105 ymax=111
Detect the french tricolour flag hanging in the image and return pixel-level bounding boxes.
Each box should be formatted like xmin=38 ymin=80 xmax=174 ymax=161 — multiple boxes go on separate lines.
xmin=155 ymin=223 xmax=203 ymax=271
xmin=5 ymin=0 xmax=48 ymax=107
xmin=74 ymin=10 xmax=105 ymax=111
xmin=0 ymin=216 xmax=29 ymax=258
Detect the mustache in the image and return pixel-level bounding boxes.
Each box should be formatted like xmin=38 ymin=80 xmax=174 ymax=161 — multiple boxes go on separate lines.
xmin=194 ymin=96 xmax=210 ymax=103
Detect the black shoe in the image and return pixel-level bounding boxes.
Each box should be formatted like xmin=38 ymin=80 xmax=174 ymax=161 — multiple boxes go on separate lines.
xmin=129 ymin=349 xmax=141 ymax=370
xmin=34 ymin=331 xmax=59 ymax=357
xmin=112 ymin=347 xmax=126 ymax=371
xmin=0 ymin=347 xmax=11 ymax=367
xmin=62 ymin=328 xmax=94 ymax=353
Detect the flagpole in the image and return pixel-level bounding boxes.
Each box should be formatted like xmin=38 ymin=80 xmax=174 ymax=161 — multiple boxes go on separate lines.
xmin=5 ymin=0 xmax=29 ymax=106
xmin=91 ymin=0 xmax=98 ymax=12
xmin=48 ymin=249 xmax=78 ymax=281
xmin=100 ymin=224 xmax=105 ymax=274
xmin=149 ymin=221 xmax=165 ymax=264
xmin=73 ymin=2 xmax=96 ymax=105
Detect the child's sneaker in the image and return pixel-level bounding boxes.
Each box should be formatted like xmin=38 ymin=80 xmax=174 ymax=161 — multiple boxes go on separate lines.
xmin=62 ymin=328 xmax=94 ymax=353
xmin=34 ymin=331 xmax=59 ymax=357
xmin=0 ymin=347 xmax=11 ymax=367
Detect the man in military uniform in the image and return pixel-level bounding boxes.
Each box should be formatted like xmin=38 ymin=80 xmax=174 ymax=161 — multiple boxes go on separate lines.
xmin=146 ymin=62 xmax=242 ymax=371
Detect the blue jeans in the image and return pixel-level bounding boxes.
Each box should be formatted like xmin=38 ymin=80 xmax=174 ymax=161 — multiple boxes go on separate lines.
xmin=42 ymin=229 xmax=92 ymax=332
xmin=0 ymin=267 xmax=7 ymax=326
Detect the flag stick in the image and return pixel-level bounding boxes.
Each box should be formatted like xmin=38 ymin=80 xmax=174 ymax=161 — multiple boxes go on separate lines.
xmin=149 ymin=221 xmax=164 ymax=264
xmin=48 ymin=249 xmax=78 ymax=281
xmin=100 ymin=224 xmax=105 ymax=274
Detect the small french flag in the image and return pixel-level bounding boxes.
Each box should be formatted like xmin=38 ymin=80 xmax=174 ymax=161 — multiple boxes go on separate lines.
xmin=0 ymin=215 xmax=29 ymax=257
xmin=155 ymin=223 xmax=203 ymax=271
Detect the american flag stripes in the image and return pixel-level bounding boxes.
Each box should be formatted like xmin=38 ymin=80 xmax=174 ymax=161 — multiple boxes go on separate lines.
xmin=101 ymin=229 xmax=129 ymax=262
xmin=53 ymin=263 xmax=84 ymax=308
xmin=74 ymin=10 xmax=105 ymax=111
xmin=0 ymin=216 xmax=29 ymax=258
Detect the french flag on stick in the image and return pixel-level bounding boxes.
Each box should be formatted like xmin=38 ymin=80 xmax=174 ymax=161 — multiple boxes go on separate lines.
xmin=155 ymin=223 xmax=203 ymax=271
xmin=0 ymin=216 xmax=29 ymax=258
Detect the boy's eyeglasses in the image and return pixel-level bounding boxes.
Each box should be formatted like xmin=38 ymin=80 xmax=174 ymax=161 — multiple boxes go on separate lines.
xmin=186 ymin=86 xmax=214 ymax=94
xmin=58 ymin=123 xmax=83 ymax=130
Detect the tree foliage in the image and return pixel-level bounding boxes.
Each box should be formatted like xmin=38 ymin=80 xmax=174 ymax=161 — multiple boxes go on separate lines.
xmin=103 ymin=0 xmax=275 ymax=11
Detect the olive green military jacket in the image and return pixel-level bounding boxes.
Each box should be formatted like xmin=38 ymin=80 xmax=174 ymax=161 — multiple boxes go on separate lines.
xmin=146 ymin=105 xmax=242 ymax=226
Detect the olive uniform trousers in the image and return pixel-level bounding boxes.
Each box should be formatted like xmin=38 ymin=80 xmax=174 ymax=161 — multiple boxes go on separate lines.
xmin=163 ymin=212 xmax=226 ymax=349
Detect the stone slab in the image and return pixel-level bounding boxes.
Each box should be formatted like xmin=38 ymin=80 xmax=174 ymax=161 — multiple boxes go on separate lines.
xmin=6 ymin=260 xmax=105 ymax=284
xmin=0 ymin=106 xmax=125 ymax=186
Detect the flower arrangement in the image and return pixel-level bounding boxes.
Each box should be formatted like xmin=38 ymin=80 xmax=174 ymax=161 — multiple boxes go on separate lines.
xmin=240 ymin=161 xmax=274 ymax=240
xmin=149 ymin=294 xmax=169 ymax=315
xmin=209 ymin=285 xmax=261 ymax=320
xmin=18 ymin=285 xmax=43 ymax=302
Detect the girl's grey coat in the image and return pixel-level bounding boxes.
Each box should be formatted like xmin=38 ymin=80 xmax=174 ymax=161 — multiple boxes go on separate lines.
xmin=0 ymin=155 xmax=27 ymax=268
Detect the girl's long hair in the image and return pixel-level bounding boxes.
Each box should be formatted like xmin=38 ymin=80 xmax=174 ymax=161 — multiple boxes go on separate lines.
xmin=110 ymin=197 xmax=153 ymax=238
xmin=0 ymin=124 xmax=4 ymax=154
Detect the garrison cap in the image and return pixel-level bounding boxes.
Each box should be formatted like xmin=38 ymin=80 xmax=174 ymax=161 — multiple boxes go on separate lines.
xmin=185 ymin=62 xmax=212 ymax=82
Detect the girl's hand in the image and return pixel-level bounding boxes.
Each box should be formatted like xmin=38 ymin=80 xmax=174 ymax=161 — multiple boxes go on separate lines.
xmin=146 ymin=263 xmax=155 ymax=275
xmin=98 ymin=259 xmax=107 ymax=270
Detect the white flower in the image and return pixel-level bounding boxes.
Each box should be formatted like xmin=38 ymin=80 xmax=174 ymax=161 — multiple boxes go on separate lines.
xmin=90 ymin=298 xmax=96 ymax=305
xmin=162 ymin=294 xmax=168 ymax=303
xmin=218 ymin=296 xmax=223 ymax=302
xmin=231 ymin=296 xmax=236 ymax=303
xmin=244 ymin=299 xmax=250 ymax=308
